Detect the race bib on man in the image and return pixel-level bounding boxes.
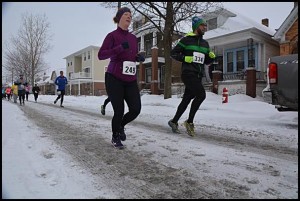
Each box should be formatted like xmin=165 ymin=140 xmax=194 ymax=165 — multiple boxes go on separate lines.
xmin=122 ymin=61 xmax=136 ymax=76
xmin=193 ymin=52 xmax=205 ymax=64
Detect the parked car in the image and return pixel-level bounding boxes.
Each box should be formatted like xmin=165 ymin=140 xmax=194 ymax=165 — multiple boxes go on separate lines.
xmin=262 ymin=54 xmax=298 ymax=111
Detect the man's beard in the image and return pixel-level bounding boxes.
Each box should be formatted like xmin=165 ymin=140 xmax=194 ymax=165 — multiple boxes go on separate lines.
xmin=197 ymin=28 xmax=205 ymax=35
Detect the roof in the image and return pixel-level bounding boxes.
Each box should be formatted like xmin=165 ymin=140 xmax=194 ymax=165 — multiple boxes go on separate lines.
xmin=203 ymin=7 xmax=276 ymax=40
xmin=37 ymin=76 xmax=53 ymax=85
xmin=273 ymin=4 xmax=298 ymax=41
xmin=63 ymin=45 xmax=100 ymax=59
xmin=135 ymin=7 xmax=276 ymax=42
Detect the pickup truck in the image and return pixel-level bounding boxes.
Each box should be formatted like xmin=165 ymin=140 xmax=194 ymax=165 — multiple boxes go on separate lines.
xmin=262 ymin=54 xmax=298 ymax=111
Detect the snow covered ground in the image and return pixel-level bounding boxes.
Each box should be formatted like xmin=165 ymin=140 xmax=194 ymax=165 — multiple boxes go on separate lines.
xmin=2 ymin=93 xmax=298 ymax=198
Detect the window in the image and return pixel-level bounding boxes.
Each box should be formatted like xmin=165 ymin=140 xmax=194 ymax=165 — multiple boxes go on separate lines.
xmin=145 ymin=68 xmax=152 ymax=83
xmin=215 ymin=56 xmax=223 ymax=71
xmin=71 ymin=61 xmax=72 ymax=65
xmin=68 ymin=63 xmax=69 ymax=67
xmin=138 ymin=42 xmax=141 ymax=52
xmin=145 ymin=43 xmax=152 ymax=56
xmin=237 ymin=50 xmax=244 ymax=72
xmin=88 ymin=51 xmax=90 ymax=60
xmin=83 ymin=68 xmax=90 ymax=78
xmin=144 ymin=33 xmax=153 ymax=56
xmin=224 ymin=45 xmax=257 ymax=73
xmin=207 ymin=18 xmax=217 ymax=31
xmin=84 ymin=52 xmax=86 ymax=61
xmin=84 ymin=68 xmax=90 ymax=73
xmin=133 ymin=20 xmax=143 ymax=30
xmin=137 ymin=37 xmax=141 ymax=52
xmin=227 ymin=52 xmax=233 ymax=72
xmin=160 ymin=65 xmax=165 ymax=84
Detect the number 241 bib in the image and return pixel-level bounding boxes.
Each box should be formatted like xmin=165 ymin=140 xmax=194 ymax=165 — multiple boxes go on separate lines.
xmin=123 ymin=61 xmax=136 ymax=76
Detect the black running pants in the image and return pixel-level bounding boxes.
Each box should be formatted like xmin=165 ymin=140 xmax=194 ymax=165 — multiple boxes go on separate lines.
xmin=172 ymin=73 xmax=206 ymax=124
xmin=105 ymin=72 xmax=141 ymax=134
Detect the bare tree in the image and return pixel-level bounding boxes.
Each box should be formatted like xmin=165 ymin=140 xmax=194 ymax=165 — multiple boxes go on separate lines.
xmin=2 ymin=12 xmax=53 ymax=87
xmin=101 ymin=2 xmax=222 ymax=99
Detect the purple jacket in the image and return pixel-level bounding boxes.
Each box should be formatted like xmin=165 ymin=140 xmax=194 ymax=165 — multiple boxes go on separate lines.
xmin=98 ymin=26 xmax=138 ymax=82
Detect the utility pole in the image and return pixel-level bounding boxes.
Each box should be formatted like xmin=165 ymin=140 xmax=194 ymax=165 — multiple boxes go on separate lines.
xmin=118 ymin=2 xmax=121 ymax=9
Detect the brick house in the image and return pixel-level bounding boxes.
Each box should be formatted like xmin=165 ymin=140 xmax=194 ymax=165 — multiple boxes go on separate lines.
xmin=132 ymin=16 xmax=183 ymax=95
xmin=273 ymin=2 xmax=298 ymax=55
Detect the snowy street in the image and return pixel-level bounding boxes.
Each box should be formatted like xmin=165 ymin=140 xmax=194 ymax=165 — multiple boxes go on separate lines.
xmin=2 ymin=93 xmax=298 ymax=199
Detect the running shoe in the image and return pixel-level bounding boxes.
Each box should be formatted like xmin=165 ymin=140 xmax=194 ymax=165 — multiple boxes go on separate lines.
xmin=183 ymin=120 xmax=195 ymax=137
xmin=168 ymin=119 xmax=180 ymax=133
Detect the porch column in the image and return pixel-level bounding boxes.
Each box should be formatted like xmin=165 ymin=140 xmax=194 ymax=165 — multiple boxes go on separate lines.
xmin=152 ymin=31 xmax=157 ymax=47
xmin=212 ymin=70 xmax=223 ymax=94
xmin=151 ymin=47 xmax=158 ymax=95
xmin=138 ymin=63 xmax=146 ymax=91
xmin=246 ymin=67 xmax=256 ymax=98
xmin=78 ymin=80 xmax=80 ymax=96
xmin=140 ymin=35 xmax=144 ymax=52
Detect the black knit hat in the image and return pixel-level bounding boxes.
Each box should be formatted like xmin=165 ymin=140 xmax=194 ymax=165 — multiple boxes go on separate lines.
xmin=115 ymin=7 xmax=131 ymax=22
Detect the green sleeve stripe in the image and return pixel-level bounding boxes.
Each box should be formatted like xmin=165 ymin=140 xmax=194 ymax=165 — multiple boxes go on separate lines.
xmin=178 ymin=42 xmax=186 ymax=48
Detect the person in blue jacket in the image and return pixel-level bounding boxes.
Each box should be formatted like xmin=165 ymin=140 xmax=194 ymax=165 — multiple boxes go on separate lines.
xmin=54 ymin=70 xmax=68 ymax=107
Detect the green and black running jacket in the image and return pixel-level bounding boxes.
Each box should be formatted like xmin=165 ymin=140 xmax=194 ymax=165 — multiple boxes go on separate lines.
xmin=171 ymin=32 xmax=214 ymax=77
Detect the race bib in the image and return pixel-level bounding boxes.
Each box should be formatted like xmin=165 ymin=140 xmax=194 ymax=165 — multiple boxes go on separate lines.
xmin=122 ymin=61 xmax=136 ymax=76
xmin=20 ymin=85 xmax=25 ymax=89
xmin=193 ymin=52 xmax=205 ymax=64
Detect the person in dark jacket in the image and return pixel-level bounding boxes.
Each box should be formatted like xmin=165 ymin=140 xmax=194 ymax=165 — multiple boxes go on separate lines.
xmin=98 ymin=7 xmax=145 ymax=149
xmin=168 ymin=16 xmax=216 ymax=136
xmin=32 ymin=83 xmax=41 ymax=102
xmin=54 ymin=70 xmax=68 ymax=107
xmin=15 ymin=74 xmax=27 ymax=106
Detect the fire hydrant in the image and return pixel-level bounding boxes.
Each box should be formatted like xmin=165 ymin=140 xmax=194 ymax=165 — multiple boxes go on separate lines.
xmin=222 ymin=87 xmax=228 ymax=103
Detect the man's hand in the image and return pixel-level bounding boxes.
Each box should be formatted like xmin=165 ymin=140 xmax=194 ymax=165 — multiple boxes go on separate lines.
xmin=209 ymin=51 xmax=216 ymax=59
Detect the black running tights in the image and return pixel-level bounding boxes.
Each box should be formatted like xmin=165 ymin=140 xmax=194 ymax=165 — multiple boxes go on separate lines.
xmin=105 ymin=73 xmax=141 ymax=134
xmin=172 ymin=74 xmax=206 ymax=124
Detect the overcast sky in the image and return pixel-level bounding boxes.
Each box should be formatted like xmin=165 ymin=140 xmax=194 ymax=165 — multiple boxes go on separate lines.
xmin=2 ymin=2 xmax=294 ymax=75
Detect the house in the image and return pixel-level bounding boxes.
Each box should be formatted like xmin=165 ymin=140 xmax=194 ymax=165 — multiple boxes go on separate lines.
xmin=132 ymin=15 xmax=183 ymax=95
xmin=261 ymin=2 xmax=298 ymax=103
xmin=272 ymin=2 xmax=298 ymax=55
xmin=63 ymin=45 xmax=110 ymax=96
xmin=36 ymin=71 xmax=57 ymax=95
xmin=62 ymin=5 xmax=294 ymax=97
xmin=200 ymin=7 xmax=283 ymax=97
xmin=130 ymin=6 xmax=285 ymax=97
xmin=207 ymin=3 xmax=297 ymax=96
xmin=204 ymin=8 xmax=279 ymax=75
